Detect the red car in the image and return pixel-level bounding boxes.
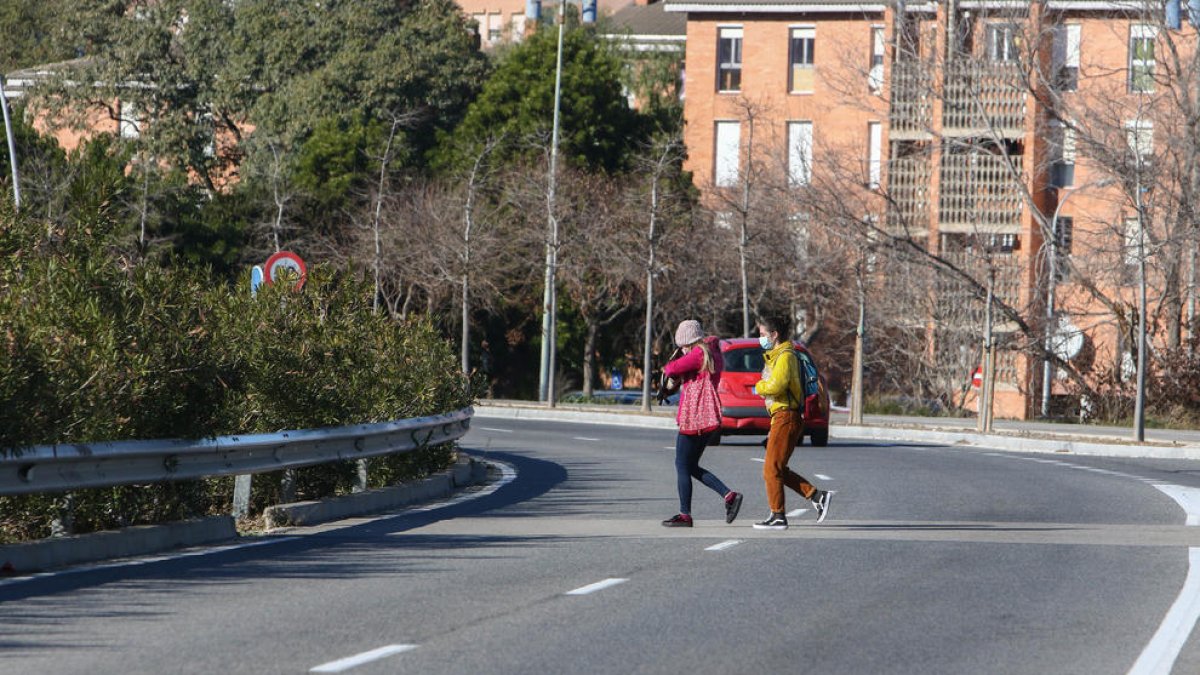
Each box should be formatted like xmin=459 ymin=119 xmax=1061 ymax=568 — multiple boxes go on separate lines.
xmin=713 ymin=338 xmax=830 ymax=446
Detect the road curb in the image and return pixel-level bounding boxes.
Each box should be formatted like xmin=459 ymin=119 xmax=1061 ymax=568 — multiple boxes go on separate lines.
xmin=263 ymin=454 xmax=488 ymax=528
xmin=838 ymin=425 xmax=1200 ymax=460
xmin=476 ymin=404 xmax=677 ymax=430
xmin=475 ymin=403 xmax=1200 ymax=460
xmin=0 ymin=515 xmax=237 ymax=575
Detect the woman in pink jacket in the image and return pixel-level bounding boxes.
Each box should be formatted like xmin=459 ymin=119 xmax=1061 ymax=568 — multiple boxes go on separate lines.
xmin=660 ymin=319 xmax=743 ymax=527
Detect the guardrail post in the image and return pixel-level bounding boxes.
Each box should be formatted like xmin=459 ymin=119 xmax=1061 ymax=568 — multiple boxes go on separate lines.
xmin=353 ymin=459 xmax=368 ymax=493
xmin=232 ymin=474 xmax=252 ymax=519
xmin=280 ymin=469 xmax=296 ymax=503
xmin=49 ymin=492 xmax=75 ymax=537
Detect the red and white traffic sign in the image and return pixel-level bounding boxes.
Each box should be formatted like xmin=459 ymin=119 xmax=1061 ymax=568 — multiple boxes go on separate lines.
xmin=264 ymin=251 xmax=307 ymax=291
xmin=971 ymin=366 xmax=983 ymax=389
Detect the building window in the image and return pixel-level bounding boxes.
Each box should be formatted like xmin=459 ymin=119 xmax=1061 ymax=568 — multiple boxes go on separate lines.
xmin=986 ymin=24 xmax=1019 ymax=62
xmin=488 ymin=13 xmax=503 ymax=44
xmin=714 ymin=121 xmax=741 ymax=187
xmin=941 ymin=232 xmax=1017 ymax=254
xmin=717 ymin=27 xmax=743 ymax=92
xmin=1124 ymin=217 xmax=1142 ymax=266
xmin=1129 ymin=25 xmax=1157 ymax=93
xmin=789 ymin=27 xmax=815 ymax=93
xmin=511 ymin=13 xmax=526 ymax=43
xmin=472 ymin=13 xmax=485 ymax=44
xmin=1125 ymin=119 xmax=1154 ymax=165
xmin=120 ymin=101 xmax=139 ymax=140
xmin=1050 ymin=120 xmax=1076 ymax=188
xmin=869 ymin=25 xmax=885 ymax=93
xmin=1054 ymin=216 xmax=1073 ymax=281
xmin=866 ymin=121 xmax=882 ymax=188
xmin=863 ymin=215 xmax=880 ymax=272
xmin=989 ymin=233 xmax=1017 ymax=253
xmin=1053 ymin=24 xmax=1080 ymax=91
xmin=787 ymin=121 xmax=813 ymax=187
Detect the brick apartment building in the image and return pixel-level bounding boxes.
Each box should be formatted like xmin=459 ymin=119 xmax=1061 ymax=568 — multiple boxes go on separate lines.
xmin=662 ymin=0 xmax=1200 ymax=419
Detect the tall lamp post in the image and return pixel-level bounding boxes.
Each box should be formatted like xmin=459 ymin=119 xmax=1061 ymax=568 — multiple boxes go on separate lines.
xmin=537 ymin=0 xmax=595 ymax=405
xmin=0 ymin=76 xmax=21 ymax=211
xmin=1041 ymin=178 xmax=1112 ymax=417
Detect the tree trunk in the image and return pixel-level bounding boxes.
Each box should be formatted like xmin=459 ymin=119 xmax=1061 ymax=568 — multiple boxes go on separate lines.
xmin=583 ymin=319 xmax=599 ymax=398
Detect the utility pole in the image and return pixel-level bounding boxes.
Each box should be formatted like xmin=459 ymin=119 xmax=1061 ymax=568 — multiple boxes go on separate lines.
xmin=0 ymin=76 xmax=21 ymax=211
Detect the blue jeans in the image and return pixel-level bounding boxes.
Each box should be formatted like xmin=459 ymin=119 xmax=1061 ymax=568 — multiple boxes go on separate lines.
xmin=675 ymin=431 xmax=731 ymax=515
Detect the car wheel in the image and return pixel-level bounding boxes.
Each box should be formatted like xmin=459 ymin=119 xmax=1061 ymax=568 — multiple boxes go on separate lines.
xmin=810 ymin=428 xmax=829 ymax=447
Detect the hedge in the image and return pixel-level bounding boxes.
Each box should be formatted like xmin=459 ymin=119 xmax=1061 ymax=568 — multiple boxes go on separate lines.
xmin=0 ymin=208 xmax=473 ymax=543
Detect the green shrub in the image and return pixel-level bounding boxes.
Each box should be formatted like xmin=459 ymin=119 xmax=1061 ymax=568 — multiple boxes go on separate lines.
xmin=0 ymin=208 xmax=471 ymax=543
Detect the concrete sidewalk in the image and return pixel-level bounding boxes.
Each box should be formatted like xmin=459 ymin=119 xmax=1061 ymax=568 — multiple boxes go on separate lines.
xmin=475 ymin=401 xmax=1200 ymax=461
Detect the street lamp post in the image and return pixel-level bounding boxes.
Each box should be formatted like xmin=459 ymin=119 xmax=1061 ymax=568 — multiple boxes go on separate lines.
xmin=0 ymin=76 xmax=21 ymax=211
xmin=537 ymin=0 xmax=595 ymax=406
xmin=1041 ymin=178 xmax=1112 ymax=418
xmin=538 ymin=0 xmax=568 ymax=405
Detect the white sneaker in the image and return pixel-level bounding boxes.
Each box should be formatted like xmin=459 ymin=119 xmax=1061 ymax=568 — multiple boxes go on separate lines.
xmin=812 ymin=490 xmax=833 ymax=523
xmin=752 ymin=513 xmax=788 ymax=530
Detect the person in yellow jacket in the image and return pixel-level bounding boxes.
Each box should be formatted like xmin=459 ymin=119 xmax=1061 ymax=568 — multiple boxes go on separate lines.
xmin=751 ymin=314 xmax=832 ymax=530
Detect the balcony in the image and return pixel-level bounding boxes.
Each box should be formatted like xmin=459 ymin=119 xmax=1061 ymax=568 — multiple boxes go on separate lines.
xmin=886 ymin=153 xmax=932 ymax=234
xmin=889 ymin=60 xmax=934 ymax=140
xmin=938 ymin=153 xmax=1024 ymax=232
xmin=942 ymin=59 xmax=1027 ymax=138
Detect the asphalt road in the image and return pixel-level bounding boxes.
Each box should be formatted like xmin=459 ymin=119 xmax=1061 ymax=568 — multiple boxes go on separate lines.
xmin=5 ymin=418 xmax=1200 ymax=674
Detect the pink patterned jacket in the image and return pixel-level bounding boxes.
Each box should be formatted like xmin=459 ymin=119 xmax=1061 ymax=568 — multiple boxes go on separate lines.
xmin=663 ymin=336 xmax=724 ymax=434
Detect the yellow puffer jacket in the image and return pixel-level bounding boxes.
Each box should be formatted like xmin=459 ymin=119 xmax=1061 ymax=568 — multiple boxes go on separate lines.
xmin=754 ymin=341 xmax=804 ymax=415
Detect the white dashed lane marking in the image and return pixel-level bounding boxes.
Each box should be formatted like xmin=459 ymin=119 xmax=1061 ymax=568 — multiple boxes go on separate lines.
xmin=477 ymin=427 xmax=512 ymax=433
xmin=815 ymin=474 xmax=832 ymax=481
xmin=566 ymin=578 xmax=628 ymax=595
xmin=705 ymin=540 xmax=742 ymax=552
xmin=573 ymin=437 xmax=601 ymax=442
xmin=786 ymin=509 xmax=809 ymax=518
xmin=751 ymin=458 xmax=765 ymax=463
xmin=310 ymin=645 xmax=417 ymax=673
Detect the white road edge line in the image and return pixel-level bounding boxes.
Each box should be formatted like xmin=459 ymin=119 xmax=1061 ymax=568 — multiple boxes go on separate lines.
xmin=310 ymin=644 xmax=417 ymax=673
xmin=566 ymin=578 xmax=628 ymax=595
xmin=0 ymin=455 xmax=518 ymax=588
xmin=705 ymin=540 xmax=742 ymax=552
xmin=0 ymin=536 xmax=301 ymax=588
xmin=1126 ymin=483 xmax=1200 ymax=675
xmin=477 ymin=426 xmax=513 ymax=433
xmin=815 ymin=474 xmax=832 ymax=481
xmin=750 ymin=457 xmax=765 ymax=463
xmin=573 ymin=436 xmax=601 ymax=442
xmin=1128 ymin=549 xmax=1200 ymax=675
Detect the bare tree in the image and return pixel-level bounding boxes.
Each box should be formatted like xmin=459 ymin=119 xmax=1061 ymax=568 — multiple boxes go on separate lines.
xmin=632 ymin=132 xmax=689 ymax=411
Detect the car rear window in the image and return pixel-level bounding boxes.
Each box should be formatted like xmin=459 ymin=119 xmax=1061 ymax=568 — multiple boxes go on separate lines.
xmin=723 ymin=348 xmax=765 ymax=373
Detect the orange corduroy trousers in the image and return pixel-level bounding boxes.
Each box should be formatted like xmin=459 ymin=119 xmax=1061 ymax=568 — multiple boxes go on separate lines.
xmin=763 ymin=408 xmax=817 ymax=513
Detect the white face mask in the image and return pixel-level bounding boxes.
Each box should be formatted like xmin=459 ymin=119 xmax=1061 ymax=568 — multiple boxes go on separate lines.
xmin=758 ymin=335 xmax=774 ymax=350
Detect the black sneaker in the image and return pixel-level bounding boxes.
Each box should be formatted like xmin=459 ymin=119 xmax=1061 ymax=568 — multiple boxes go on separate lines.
xmin=662 ymin=514 xmax=693 ymax=527
xmin=812 ymin=490 xmax=832 ymax=523
xmin=724 ymin=492 xmax=743 ymax=524
xmin=752 ymin=512 xmax=788 ymax=530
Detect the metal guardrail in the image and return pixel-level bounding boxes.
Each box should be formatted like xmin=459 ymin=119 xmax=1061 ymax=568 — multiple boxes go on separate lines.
xmin=0 ymin=407 xmax=474 ymax=496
